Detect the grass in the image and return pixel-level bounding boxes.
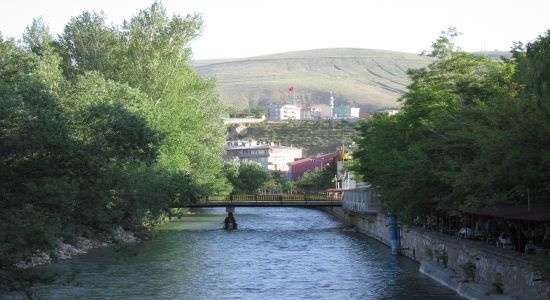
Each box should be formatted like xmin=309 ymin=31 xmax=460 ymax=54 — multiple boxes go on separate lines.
xmin=194 ymin=48 xmax=435 ymax=112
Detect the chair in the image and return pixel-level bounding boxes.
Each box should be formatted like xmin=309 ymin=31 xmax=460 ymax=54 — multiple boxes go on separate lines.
xmin=502 ymin=237 xmax=513 ymax=249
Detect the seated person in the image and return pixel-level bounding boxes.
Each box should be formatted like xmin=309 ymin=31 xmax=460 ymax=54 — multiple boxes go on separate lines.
xmin=497 ymin=232 xmax=513 ymax=249
xmin=458 ymin=227 xmax=472 ymax=239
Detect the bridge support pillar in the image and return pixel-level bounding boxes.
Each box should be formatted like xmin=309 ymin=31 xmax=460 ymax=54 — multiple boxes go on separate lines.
xmin=387 ymin=212 xmax=402 ymax=255
xmin=224 ymin=206 xmax=237 ymax=230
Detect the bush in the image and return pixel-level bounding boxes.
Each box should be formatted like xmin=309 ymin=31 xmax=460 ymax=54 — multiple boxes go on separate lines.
xmin=492 ymin=272 xmax=504 ymax=294
xmin=462 ymin=261 xmax=476 ymax=282
xmin=534 ymin=250 xmax=550 ymax=282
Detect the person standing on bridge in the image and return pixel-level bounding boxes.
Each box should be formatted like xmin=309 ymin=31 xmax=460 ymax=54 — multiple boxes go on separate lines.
xmin=224 ymin=212 xmax=237 ymax=230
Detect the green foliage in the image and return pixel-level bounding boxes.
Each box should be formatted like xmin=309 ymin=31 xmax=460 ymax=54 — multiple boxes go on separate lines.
xmin=425 ymin=247 xmax=433 ymax=260
xmin=534 ymin=250 xmax=550 ymax=282
xmin=22 ymin=17 xmax=54 ymax=56
xmin=224 ymin=161 xmax=272 ymax=194
xmin=54 ymin=1 xmax=227 ymax=193
xmin=250 ymin=106 xmax=265 ymax=118
xmin=515 ymin=30 xmax=550 ymax=107
xmin=492 ymin=272 xmax=504 ymax=294
xmin=422 ymin=26 xmax=461 ymax=59
xmin=353 ymin=30 xmax=550 ymax=220
xmin=56 ymin=11 xmax=120 ymax=79
xmin=0 ymin=2 xmax=228 ymax=292
xmin=296 ymin=162 xmax=336 ymax=192
xmin=271 ymin=172 xmax=296 ymax=193
xmin=244 ymin=120 xmax=356 ymax=156
xmin=195 ymin=48 xmax=434 ymax=111
xmin=462 ymin=261 xmax=476 ymax=282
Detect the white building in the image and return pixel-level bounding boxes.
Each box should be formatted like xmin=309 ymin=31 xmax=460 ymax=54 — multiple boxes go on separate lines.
xmin=266 ymin=104 xmax=301 ymax=120
xmin=224 ymin=140 xmax=303 ymax=172
xmin=350 ymin=107 xmax=360 ymax=118
xmin=308 ymin=104 xmax=332 ymax=119
xmin=334 ymin=105 xmax=361 ymax=119
xmin=374 ymin=107 xmax=400 ymax=116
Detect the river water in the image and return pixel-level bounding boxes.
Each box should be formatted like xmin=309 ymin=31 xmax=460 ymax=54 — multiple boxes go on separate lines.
xmin=30 ymin=207 xmax=461 ymax=299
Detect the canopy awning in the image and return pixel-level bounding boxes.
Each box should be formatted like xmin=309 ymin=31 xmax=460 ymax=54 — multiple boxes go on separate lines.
xmin=476 ymin=204 xmax=550 ymax=222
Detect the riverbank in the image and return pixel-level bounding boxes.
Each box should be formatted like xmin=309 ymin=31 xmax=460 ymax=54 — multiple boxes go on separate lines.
xmin=15 ymin=226 xmax=138 ymax=269
xmin=324 ymin=207 xmax=550 ymax=300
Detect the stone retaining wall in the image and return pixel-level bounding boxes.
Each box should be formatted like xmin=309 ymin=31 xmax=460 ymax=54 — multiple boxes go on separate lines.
xmin=326 ymin=207 xmax=550 ymax=300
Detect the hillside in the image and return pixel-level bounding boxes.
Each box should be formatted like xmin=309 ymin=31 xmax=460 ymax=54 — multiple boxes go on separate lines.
xmin=193 ymin=48 xmax=435 ymax=112
xmin=236 ymin=119 xmax=358 ymax=156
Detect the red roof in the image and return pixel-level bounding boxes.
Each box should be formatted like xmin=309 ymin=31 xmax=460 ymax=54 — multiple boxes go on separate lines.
xmin=288 ymin=153 xmax=334 ymax=180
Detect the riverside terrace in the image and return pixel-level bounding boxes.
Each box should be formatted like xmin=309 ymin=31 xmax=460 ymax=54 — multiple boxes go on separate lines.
xmin=417 ymin=204 xmax=550 ymax=254
xmin=174 ymin=193 xmax=343 ymax=208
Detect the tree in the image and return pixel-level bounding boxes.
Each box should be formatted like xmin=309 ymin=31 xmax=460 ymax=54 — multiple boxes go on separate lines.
xmin=352 ymin=114 xmax=438 ymax=220
xmin=55 ymin=2 xmax=228 ymax=193
xmin=250 ymin=106 xmax=265 ymax=118
xmin=22 ymin=17 xmax=54 ymax=56
xmin=353 ymin=31 xmax=521 ymax=220
xmin=498 ymin=31 xmax=550 ymax=203
xmin=56 ymin=11 xmax=120 ymax=79
xmin=514 ymin=30 xmax=550 ymax=116
xmin=296 ymin=162 xmax=336 ymax=192
xmin=422 ymin=26 xmax=461 ymax=59
xmin=224 ymin=161 xmax=272 ymax=194
xmin=1 ymin=3 xmax=231 ymax=289
xmin=0 ymin=39 xmax=77 ymax=270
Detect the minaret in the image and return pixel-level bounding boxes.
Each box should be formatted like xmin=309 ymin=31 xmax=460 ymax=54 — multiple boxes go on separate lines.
xmin=330 ymin=91 xmax=334 ymax=118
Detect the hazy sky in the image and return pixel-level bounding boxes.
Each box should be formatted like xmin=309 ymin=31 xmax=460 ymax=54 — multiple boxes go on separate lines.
xmin=1 ymin=0 xmax=549 ymax=59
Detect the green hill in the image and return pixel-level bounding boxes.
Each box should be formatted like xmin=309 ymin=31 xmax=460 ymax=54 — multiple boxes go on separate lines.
xmin=236 ymin=119 xmax=358 ymax=156
xmin=194 ymin=48 xmax=435 ymax=112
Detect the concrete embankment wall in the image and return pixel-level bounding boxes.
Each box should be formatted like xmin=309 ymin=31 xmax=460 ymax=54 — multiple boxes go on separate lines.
xmin=325 ymin=207 xmax=550 ymax=300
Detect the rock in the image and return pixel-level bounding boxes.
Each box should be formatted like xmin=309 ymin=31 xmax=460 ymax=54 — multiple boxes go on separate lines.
xmin=15 ymin=251 xmax=52 ymax=269
xmin=15 ymin=226 xmax=139 ymax=269
xmin=111 ymin=226 xmax=137 ymax=244
xmin=76 ymin=237 xmax=108 ymax=251
xmin=56 ymin=239 xmax=86 ymax=259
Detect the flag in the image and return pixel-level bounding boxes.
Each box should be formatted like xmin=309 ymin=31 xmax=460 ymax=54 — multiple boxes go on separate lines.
xmin=288 ymin=85 xmax=294 ymax=92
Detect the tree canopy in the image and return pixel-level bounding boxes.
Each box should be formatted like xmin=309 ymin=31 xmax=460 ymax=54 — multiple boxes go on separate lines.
xmin=223 ymin=160 xmax=272 ymax=194
xmin=353 ymin=30 xmax=550 ymax=221
xmin=1 ymin=1 xmax=229 ymax=290
xmin=296 ymin=162 xmax=337 ymax=192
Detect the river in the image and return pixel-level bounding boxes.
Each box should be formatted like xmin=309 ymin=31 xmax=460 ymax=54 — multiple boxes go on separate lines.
xmin=29 ymin=207 xmax=462 ymax=299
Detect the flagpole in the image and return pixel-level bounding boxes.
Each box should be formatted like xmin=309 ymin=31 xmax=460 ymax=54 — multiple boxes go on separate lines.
xmin=289 ymin=85 xmax=296 ymax=106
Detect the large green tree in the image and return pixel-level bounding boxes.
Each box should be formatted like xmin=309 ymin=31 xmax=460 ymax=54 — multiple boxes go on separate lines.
xmin=296 ymin=162 xmax=337 ymax=192
xmin=0 ymin=46 xmax=76 ymax=268
xmin=55 ymin=1 xmax=229 ymax=193
xmin=1 ymin=2 xmax=231 ymax=291
xmin=353 ymin=30 xmax=529 ymax=220
xmin=224 ymin=161 xmax=272 ymax=194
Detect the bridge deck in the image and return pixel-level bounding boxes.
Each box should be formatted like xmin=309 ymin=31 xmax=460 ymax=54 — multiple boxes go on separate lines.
xmin=174 ymin=194 xmax=342 ymax=208
xmin=184 ymin=201 xmax=341 ymax=208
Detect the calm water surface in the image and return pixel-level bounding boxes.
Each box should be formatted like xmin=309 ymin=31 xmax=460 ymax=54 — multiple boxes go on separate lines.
xmin=31 ymin=207 xmax=462 ymax=299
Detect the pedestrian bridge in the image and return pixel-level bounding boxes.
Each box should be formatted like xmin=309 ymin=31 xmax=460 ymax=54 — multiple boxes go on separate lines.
xmin=174 ymin=193 xmax=343 ymax=208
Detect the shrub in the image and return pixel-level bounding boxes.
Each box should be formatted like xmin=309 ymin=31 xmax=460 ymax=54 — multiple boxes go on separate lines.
xmin=462 ymin=261 xmax=476 ymax=282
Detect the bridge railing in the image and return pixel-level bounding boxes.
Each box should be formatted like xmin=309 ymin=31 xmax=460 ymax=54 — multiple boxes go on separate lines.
xmin=342 ymin=188 xmax=380 ymax=213
xmin=180 ymin=192 xmax=342 ymax=207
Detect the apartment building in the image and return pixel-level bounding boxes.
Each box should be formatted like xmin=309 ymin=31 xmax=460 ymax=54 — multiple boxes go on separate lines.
xmin=224 ymin=140 xmax=303 ymax=173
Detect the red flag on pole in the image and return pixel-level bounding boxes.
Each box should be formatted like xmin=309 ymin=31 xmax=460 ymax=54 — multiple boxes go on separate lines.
xmin=288 ymin=86 xmax=294 ymax=92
